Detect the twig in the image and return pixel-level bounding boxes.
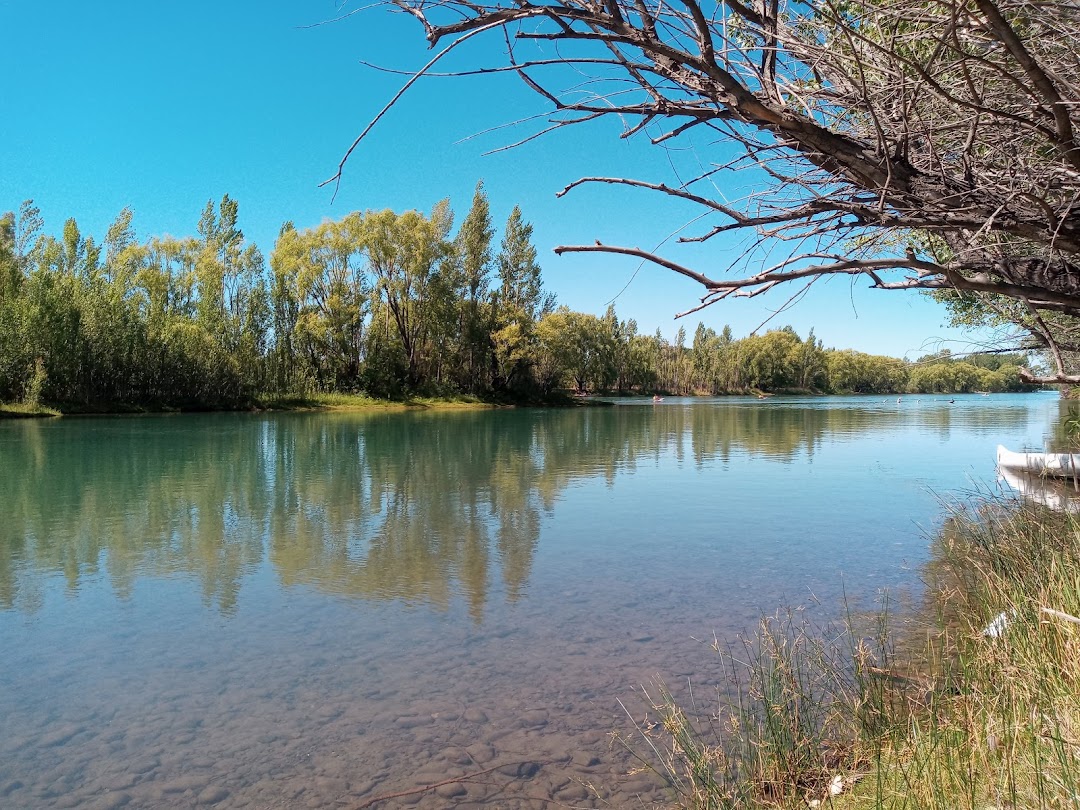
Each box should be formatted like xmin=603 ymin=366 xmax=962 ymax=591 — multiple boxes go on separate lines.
xmin=1040 ymin=606 xmax=1080 ymax=626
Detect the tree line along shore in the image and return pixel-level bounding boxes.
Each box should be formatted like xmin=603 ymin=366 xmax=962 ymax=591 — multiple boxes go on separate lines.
xmin=0 ymin=188 xmax=1039 ymax=416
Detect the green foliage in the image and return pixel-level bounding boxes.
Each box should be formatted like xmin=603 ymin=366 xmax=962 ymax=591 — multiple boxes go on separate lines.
xmin=826 ymin=349 xmax=909 ymax=394
xmin=271 ymin=213 xmax=367 ymax=391
xmin=497 ymin=205 xmax=553 ymax=323
xmin=536 ymin=308 xmax=611 ymax=393
xmin=0 ymin=191 xmax=1047 ymax=411
xmin=0 ymin=199 xmax=260 ymax=408
xmin=489 ymin=205 xmax=554 ymax=394
xmin=455 ymin=182 xmax=494 ymax=390
xmin=24 ymin=357 xmax=46 ymax=407
xmin=908 ymin=350 xmax=1036 ymax=394
xmin=929 ymin=289 xmax=1015 ymax=331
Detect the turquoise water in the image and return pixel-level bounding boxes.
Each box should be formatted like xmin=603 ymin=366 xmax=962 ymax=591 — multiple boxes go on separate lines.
xmin=0 ymin=393 xmax=1069 ymax=808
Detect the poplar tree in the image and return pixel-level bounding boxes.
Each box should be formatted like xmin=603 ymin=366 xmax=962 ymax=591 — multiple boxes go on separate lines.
xmin=491 ymin=207 xmax=554 ymax=392
xmin=454 ymin=181 xmax=495 ymax=392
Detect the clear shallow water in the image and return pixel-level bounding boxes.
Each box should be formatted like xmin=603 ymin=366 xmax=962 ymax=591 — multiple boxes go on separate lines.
xmin=0 ymin=393 xmax=1070 ymax=808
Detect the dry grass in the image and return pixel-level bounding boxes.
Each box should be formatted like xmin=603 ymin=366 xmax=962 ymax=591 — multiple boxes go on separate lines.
xmin=254 ymin=392 xmax=494 ymax=411
xmin=0 ymin=401 xmax=60 ymax=418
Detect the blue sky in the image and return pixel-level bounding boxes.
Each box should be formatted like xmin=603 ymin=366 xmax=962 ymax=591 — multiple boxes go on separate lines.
xmin=0 ymin=0 xmax=997 ymax=358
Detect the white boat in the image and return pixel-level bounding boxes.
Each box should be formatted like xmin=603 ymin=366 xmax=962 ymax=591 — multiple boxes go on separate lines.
xmin=998 ymin=465 xmax=1080 ymax=513
xmin=997 ymin=445 xmax=1080 ymax=478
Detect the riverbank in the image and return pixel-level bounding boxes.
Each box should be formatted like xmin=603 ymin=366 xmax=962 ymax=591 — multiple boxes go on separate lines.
xmin=255 ymin=392 xmax=497 ymax=412
xmin=4 ymin=389 xmax=1055 ymax=420
xmin=0 ymin=402 xmax=61 ymax=418
xmin=0 ymin=391 xmax=598 ymax=419
xmin=639 ymin=496 xmax=1080 ymax=809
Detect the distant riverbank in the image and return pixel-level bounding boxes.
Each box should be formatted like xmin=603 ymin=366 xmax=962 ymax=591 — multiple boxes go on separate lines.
xmin=0 ymin=394 xmax=490 ymax=419
xmin=0 ymin=402 xmax=61 ymax=418
xmin=0 ymin=391 xmax=600 ymax=419
xmin=1 ymin=389 xmax=1056 ymax=420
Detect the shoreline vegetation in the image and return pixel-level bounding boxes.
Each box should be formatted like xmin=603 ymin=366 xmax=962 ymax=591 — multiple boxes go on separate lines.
xmin=632 ymin=493 xmax=1080 ymax=809
xmin=0 ymin=386 xmax=1046 ymax=420
xmin=1 ymin=386 xmax=644 ymax=419
xmin=0 ymin=392 xmax=542 ymax=419
xmin=0 ymin=194 xmax=1041 ymax=419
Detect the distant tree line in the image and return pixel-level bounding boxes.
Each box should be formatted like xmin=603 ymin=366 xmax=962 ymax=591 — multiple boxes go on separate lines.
xmin=538 ymin=314 xmax=1037 ymax=396
xmin=0 ymin=189 xmax=1039 ymax=410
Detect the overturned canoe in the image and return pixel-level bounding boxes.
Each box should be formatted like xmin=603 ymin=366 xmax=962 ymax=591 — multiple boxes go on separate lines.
xmin=997 ymin=445 xmax=1080 ymax=477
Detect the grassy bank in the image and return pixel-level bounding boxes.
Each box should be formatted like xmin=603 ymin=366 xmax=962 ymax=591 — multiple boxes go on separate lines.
xmin=0 ymin=402 xmax=60 ymax=418
xmin=254 ymin=392 xmax=494 ymax=411
xmin=0 ymin=390 xmax=592 ymax=418
xmin=633 ymin=495 xmax=1080 ymax=809
xmin=0 ymin=394 xmax=492 ymax=417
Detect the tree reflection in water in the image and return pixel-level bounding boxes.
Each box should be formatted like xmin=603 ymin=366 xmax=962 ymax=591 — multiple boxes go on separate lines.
xmin=0 ymin=398 xmax=1037 ymax=616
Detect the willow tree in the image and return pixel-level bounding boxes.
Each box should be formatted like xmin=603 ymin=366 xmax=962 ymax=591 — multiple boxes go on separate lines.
xmin=363 ymin=202 xmax=454 ymax=387
xmin=334 ymin=0 xmax=1080 ymax=381
xmin=453 ymin=181 xmax=496 ymax=392
xmin=271 ymin=214 xmax=368 ymax=390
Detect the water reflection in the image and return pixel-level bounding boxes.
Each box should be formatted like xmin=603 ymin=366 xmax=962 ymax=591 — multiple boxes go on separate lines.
xmin=263 ymin=412 xmax=544 ymax=619
xmin=998 ymin=466 xmax=1080 ymax=512
xmin=0 ymin=398 xmax=1043 ymax=616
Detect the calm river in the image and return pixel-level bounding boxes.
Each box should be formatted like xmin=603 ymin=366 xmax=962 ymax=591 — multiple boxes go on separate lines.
xmin=0 ymin=394 xmax=1071 ymax=809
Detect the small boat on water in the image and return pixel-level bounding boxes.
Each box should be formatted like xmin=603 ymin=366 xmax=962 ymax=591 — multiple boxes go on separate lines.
xmin=997 ymin=445 xmax=1080 ymax=478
